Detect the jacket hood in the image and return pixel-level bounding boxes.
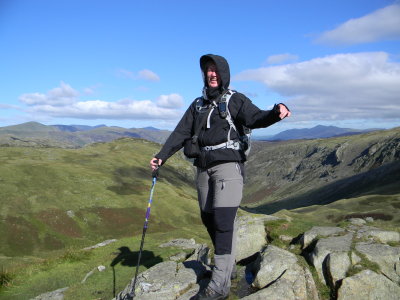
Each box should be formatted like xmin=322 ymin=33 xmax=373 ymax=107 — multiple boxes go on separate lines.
xmin=200 ymin=54 xmax=230 ymax=91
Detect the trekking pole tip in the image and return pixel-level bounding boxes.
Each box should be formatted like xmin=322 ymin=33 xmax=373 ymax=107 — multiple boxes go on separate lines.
xmin=124 ymin=290 xmax=135 ymax=300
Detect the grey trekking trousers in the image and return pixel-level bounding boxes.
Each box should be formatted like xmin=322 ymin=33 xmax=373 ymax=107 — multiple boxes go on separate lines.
xmin=196 ymin=162 xmax=243 ymax=296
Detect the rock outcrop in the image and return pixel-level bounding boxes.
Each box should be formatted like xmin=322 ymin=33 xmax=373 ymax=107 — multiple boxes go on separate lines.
xmin=355 ymin=242 xmax=400 ymax=284
xmin=247 ymin=245 xmax=319 ymax=300
xmin=337 ymin=270 xmax=400 ymax=300
xmin=113 ymin=214 xmax=400 ymax=300
xmin=235 ymin=214 xmax=279 ymax=262
xmin=308 ymin=232 xmax=353 ymax=285
xmin=302 ymin=222 xmax=400 ymax=299
xmin=31 ymin=287 xmax=69 ymax=300
xmin=114 ymin=241 xmax=211 ymax=300
xmin=116 ymin=260 xmax=207 ymax=300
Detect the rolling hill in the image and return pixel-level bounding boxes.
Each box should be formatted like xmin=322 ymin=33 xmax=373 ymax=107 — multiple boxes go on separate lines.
xmin=0 ymin=137 xmax=199 ymax=257
xmin=1 ymin=126 xmax=398 ymax=257
xmin=0 ymin=122 xmax=171 ymax=148
xmin=0 ymin=125 xmax=399 ymax=299
xmin=244 ymin=127 xmax=400 ymax=219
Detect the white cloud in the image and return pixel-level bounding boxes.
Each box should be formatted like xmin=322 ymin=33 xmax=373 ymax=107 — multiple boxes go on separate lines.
xmin=116 ymin=68 xmax=160 ymax=81
xmin=316 ymin=4 xmax=400 ymax=45
xmin=266 ymin=53 xmax=299 ymax=65
xmin=19 ymin=82 xmax=79 ymax=106
xmin=234 ymin=52 xmax=400 ymax=122
xmin=138 ymin=69 xmax=160 ymax=81
xmin=156 ymin=93 xmax=184 ymax=108
xmin=0 ymin=103 xmax=20 ymax=109
xmin=19 ymin=82 xmax=184 ymax=120
xmin=30 ymin=99 xmax=180 ymax=120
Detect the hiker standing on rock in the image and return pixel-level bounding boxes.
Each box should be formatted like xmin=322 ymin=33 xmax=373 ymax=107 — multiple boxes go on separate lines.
xmin=150 ymin=54 xmax=290 ymax=300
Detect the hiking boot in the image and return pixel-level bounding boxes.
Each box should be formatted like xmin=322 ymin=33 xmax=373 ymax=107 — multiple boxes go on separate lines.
xmin=194 ymin=286 xmax=228 ymax=300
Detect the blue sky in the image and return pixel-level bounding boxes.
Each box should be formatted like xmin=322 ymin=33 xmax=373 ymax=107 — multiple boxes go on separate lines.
xmin=1 ymin=0 xmax=399 ymax=136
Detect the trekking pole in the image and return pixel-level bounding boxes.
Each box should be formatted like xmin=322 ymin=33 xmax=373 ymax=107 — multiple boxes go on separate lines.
xmin=125 ymin=163 xmax=159 ymax=300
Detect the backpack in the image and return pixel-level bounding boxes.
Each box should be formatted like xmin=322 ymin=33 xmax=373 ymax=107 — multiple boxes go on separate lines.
xmin=200 ymin=90 xmax=252 ymax=157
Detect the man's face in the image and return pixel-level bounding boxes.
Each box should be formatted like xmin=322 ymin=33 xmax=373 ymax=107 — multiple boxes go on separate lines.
xmin=206 ymin=63 xmax=221 ymax=88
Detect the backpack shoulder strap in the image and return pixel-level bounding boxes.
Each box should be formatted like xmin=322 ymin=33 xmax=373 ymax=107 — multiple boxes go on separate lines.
xmin=221 ymin=90 xmax=238 ymax=141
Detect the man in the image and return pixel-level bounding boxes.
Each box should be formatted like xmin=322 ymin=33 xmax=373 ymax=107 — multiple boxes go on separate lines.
xmin=150 ymin=54 xmax=290 ymax=300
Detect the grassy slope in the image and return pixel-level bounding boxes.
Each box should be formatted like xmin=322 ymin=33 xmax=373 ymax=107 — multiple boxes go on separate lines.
xmin=0 ymin=137 xmax=209 ymax=299
xmin=275 ymin=186 xmax=400 ymax=230
xmin=0 ymin=229 xmax=210 ymax=300
xmin=0 ymin=137 xmax=200 ymax=256
xmin=1 ymin=130 xmax=399 ymax=299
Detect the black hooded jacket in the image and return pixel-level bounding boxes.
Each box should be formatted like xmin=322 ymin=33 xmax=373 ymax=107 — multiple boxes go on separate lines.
xmin=155 ymin=54 xmax=282 ymax=168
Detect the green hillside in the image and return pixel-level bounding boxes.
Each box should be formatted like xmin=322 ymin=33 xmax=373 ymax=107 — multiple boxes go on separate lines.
xmin=244 ymin=127 xmax=400 ymax=213
xmin=0 ymin=138 xmax=199 ymax=257
xmin=1 ymin=128 xmax=399 ymax=299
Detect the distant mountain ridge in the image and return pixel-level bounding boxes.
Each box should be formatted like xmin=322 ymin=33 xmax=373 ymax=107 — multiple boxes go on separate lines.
xmin=0 ymin=122 xmax=171 ymax=148
xmin=255 ymin=125 xmax=381 ymax=141
xmin=51 ymin=124 xmax=107 ymax=132
xmin=0 ymin=123 xmax=384 ymax=148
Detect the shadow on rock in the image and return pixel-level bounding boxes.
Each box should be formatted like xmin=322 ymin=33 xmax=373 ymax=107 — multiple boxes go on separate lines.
xmin=110 ymin=246 xmax=162 ymax=268
xmin=110 ymin=246 xmax=163 ymax=298
xmin=182 ymin=260 xmax=209 ymax=281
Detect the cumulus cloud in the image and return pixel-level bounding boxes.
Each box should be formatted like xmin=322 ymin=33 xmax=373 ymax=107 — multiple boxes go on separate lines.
xmin=19 ymin=82 xmax=183 ymax=120
xmin=266 ymin=53 xmax=299 ymax=65
xmin=156 ymin=93 xmax=184 ymax=108
xmin=316 ymin=4 xmax=400 ymax=45
xmin=20 ymin=82 xmax=79 ymax=106
xmin=234 ymin=52 xmax=400 ymax=122
xmin=31 ymin=99 xmax=180 ymax=120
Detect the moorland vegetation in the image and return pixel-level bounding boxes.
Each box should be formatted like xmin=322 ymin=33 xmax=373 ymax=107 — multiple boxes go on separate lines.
xmin=0 ymin=126 xmax=398 ymax=299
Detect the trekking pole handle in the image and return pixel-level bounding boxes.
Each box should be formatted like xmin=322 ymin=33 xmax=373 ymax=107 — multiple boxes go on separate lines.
xmin=151 ymin=160 xmax=160 ymax=178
